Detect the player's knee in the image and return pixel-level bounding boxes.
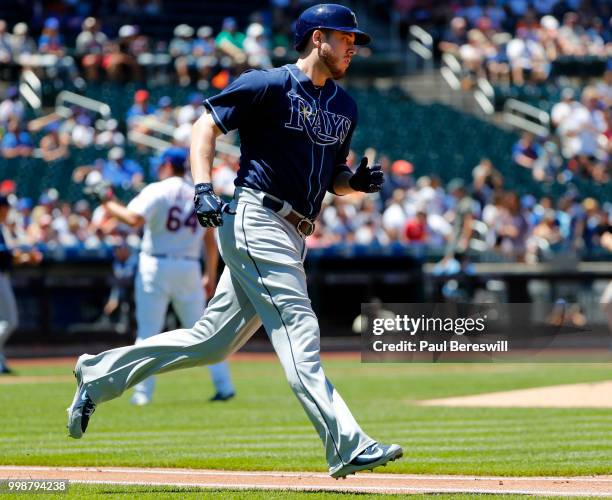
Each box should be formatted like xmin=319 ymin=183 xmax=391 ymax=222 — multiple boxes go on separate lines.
xmin=285 ymin=311 xmax=319 ymax=336
xmin=284 ymin=367 xmax=305 ymax=394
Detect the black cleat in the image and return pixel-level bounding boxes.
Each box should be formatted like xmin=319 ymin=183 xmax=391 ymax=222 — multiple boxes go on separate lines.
xmin=331 ymin=443 xmax=403 ymax=478
xmin=209 ymin=391 xmax=235 ymax=402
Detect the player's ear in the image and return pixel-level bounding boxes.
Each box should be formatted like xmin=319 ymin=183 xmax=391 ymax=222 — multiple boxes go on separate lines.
xmin=312 ymin=29 xmax=324 ymax=49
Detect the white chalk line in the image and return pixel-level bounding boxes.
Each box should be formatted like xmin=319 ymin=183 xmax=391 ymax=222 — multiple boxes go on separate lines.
xmin=1 ymin=466 xmax=611 ymax=483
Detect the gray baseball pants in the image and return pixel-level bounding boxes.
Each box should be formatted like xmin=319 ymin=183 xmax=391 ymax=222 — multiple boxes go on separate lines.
xmin=78 ymin=187 xmax=374 ymax=473
xmin=0 ymin=271 xmax=18 ymax=363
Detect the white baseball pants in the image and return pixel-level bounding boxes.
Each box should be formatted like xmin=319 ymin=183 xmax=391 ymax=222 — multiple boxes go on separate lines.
xmin=133 ymin=253 xmax=234 ymax=399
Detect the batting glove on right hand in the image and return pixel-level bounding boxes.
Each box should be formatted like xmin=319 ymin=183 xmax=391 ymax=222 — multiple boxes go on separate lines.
xmin=348 ymin=157 xmax=384 ymax=193
xmin=194 ymin=183 xmax=228 ymax=227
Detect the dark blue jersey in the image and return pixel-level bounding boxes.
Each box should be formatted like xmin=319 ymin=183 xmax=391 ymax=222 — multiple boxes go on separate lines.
xmin=204 ymin=64 xmax=355 ymax=219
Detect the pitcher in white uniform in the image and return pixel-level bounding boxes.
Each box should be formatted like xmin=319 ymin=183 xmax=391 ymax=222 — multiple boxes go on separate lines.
xmin=97 ymin=147 xmax=234 ymax=405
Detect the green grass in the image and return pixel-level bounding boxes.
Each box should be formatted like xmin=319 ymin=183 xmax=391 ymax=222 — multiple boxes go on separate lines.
xmin=0 ymin=359 xmax=610 ymax=476
xmin=0 ymin=483 xmax=554 ymax=499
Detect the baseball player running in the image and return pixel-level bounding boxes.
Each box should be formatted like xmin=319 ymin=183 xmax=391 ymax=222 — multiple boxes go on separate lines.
xmin=91 ymin=147 xmax=235 ymax=404
xmin=68 ymin=4 xmax=402 ymax=478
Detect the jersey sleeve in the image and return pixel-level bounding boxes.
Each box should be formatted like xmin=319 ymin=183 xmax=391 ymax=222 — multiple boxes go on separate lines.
xmin=127 ymin=184 xmax=160 ymax=221
xmin=203 ymin=69 xmax=267 ymax=134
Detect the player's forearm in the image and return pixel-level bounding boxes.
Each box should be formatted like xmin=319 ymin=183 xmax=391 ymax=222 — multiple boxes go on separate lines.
xmin=103 ymin=200 xmax=145 ymax=228
xmin=191 ymin=112 xmax=221 ymax=185
xmin=332 ymin=171 xmax=357 ymax=196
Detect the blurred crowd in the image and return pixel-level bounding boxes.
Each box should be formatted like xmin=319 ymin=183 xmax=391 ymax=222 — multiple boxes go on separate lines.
xmin=0 ymin=1 xmax=610 ymax=263
xmin=311 ymin=153 xmax=612 ymax=262
xmin=511 ymin=74 xmax=611 ymax=185
xmin=0 ymin=6 xmax=295 ymax=89
xmin=0 ymin=85 xmax=217 ymax=188
xmin=1 ymin=147 xmax=611 ymax=264
xmin=391 ymin=0 xmax=612 ymax=87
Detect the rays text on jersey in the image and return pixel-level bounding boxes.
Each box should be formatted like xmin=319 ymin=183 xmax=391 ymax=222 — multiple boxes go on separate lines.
xmin=284 ymin=91 xmax=351 ymax=146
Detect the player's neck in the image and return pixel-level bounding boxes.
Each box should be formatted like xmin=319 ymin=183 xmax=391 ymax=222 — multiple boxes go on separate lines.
xmin=295 ymin=57 xmax=331 ymax=88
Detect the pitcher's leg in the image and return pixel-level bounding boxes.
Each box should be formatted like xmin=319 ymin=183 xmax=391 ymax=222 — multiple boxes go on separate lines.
xmin=171 ymin=270 xmax=235 ymax=398
xmin=222 ymin=203 xmax=374 ymax=471
xmin=131 ymin=271 xmax=169 ymax=401
xmin=80 ymin=267 xmax=260 ymax=404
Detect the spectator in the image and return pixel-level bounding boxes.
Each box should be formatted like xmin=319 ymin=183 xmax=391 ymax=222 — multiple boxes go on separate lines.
xmin=551 ymin=88 xmax=579 ymax=129
xmin=459 ymin=29 xmax=488 ymax=83
xmin=9 ymin=22 xmax=37 ymax=64
xmin=580 ymin=197 xmax=604 ymax=253
xmin=387 ymin=159 xmax=415 ymax=192
xmin=0 ymin=20 xmax=11 ymax=65
xmin=244 ymin=23 xmax=272 ymax=69
xmin=532 ymin=140 xmax=564 ymax=183
xmin=506 ymin=27 xmax=547 ymax=85
xmin=103 ymin=25 xmax=141 ymax=82
xmin=567 ymin=86 xmax=606 ymax=159
xmin=439 ymin=17 xmax=468 ymax=57
xmin=382 ymin=188 xmax=408 ymax=241
xmin=404 ymin=208 xmax=428 ymax=243
xmin=169 ymin=24 xmax=195 ymax=86
xmin=192 ymin=26 xmax=218 ymax=89
xmin=126 ymin=89 xmax=155 ymax=129
xmin=39 ymin=122 xmax=69 ymax=162
xmin=70 ymin=115 xmax=96 ymax=148
xmin=75 ymin=17 xmax=108 ymax=81
xmin=496 ymin=191 xmax=530 ymax=259
xmin=38 ymin=17 xmax=64 ymax=56
xmin=177 ymin=92 xmax=203 ymax=125
xmin=445 ymin=178 xmax=478 ymax=254
xmin=471 ymin=157 xmax=503 ymax=207
xmin=26 ymin=212 xmax=59 ymax=249
xmin=1 ymin=118 xmax=33 ymax=158
xmin=154 ymin=96 xmax=176 ymax=126
xmin=215 ymin=17 xmax=246 ymax=65
xmin=95 ymin=119 xmax=125 ymax=148
xmin=102 ymin=147 xmax=144 ymax=189
xmin=557 ymin=11 xmax=585 ymax=56
xmin=0 ymin=86 xmax=24 ymax=127
xmin=532 ymin=209 xmax=563 ymax=247
xmin=512 ymin=132 xmax=542 ymax=169
xmin=38 ymin=17 xmax=78 ymax=81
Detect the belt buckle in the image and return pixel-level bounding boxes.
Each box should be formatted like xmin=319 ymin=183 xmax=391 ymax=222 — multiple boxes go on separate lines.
xmin=296 ymin=218 xmax=315 ymax=238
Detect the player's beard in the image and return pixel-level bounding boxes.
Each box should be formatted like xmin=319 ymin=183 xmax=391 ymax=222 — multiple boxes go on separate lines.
xmin=319 ymin=45 xmax=348 ymax=80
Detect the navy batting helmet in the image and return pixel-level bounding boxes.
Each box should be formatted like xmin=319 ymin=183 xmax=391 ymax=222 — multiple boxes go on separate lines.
xmin=294 ymin=4 xmax=371 ymax=51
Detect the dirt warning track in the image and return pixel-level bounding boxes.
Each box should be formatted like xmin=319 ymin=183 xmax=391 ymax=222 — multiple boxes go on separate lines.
xmin=1 ymin=466 xmax=611 ymax=496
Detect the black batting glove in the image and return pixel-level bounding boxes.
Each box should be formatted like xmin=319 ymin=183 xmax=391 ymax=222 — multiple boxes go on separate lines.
xmin=194 ymin=183 xmax=225 ymax=227
xmin=348 ymin=157 xmax=384 ymax=193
